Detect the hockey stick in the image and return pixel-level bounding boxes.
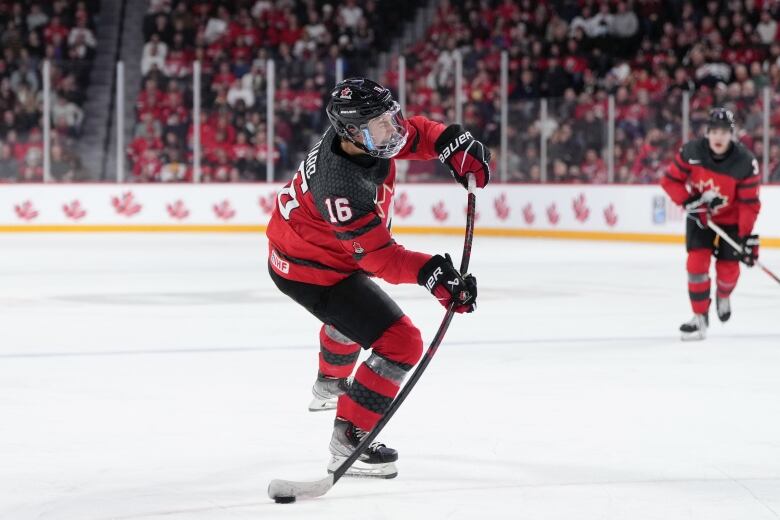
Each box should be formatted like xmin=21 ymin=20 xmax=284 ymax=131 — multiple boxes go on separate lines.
xmin=707 ymin=220 xmax=780 ymax=285
xmin=268 ymin=174 xmax=478 ymax=502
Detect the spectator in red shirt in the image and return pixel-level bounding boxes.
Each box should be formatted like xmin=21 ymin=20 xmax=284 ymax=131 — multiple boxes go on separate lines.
xmin=211 ymin=62 xmax=236 ymax=92
xmin=44 ymin=16 xmax=70 ymax=45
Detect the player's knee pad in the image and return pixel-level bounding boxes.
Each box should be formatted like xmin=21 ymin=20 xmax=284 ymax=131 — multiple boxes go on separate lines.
xmin=686 ymin=248 xmax=711 ymax=274
xmin=372 ymin=315 xmax=423 ymax=368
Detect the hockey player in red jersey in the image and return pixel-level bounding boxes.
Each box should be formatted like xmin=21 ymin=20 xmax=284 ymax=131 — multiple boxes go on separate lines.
xmin=661 ymin=108 xmax=761 ymax=341
xmin=266 ymin=78 xmax=491 ymax=477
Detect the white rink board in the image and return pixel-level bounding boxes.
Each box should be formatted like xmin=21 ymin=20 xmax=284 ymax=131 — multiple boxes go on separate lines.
xmin=0 ymin=184 xmax=778 ymax=239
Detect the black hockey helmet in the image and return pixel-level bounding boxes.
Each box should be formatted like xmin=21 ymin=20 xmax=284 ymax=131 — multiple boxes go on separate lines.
xmin=326 ymin=78 xmax=408 ymax=158
xmin=707 ymin=107 xmax=735 ymax=133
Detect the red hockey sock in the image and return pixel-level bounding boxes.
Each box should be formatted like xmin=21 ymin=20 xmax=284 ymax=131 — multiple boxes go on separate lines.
xmin=715 ymin=260 xmax=740 ymax=299
xmin=687 ymin=249 xmax=712 ymax=315
xmin=337 ymin=315 xmax=422 ymax=431
xmin=318 ymin=325 xmax=360 ymax=379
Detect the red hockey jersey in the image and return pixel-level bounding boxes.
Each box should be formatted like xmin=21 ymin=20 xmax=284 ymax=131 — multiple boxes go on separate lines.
xmin=661 ymin=138 xmax=761 ymax=237
xmin=266 ymin=116 xmax=446 ymax=286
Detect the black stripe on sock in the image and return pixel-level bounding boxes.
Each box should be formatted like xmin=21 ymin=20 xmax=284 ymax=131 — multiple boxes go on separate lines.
xmin=321 ymin=345 xmax=360 ymax=366
xmin=688 ymin=290 xmax=711 ymax=301
xmin=346 ymin=379 xmax=393 ymax=415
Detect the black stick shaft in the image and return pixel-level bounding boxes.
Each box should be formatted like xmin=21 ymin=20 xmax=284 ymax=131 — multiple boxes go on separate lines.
xmin=332 ymin=176 xmax=478 ymax=484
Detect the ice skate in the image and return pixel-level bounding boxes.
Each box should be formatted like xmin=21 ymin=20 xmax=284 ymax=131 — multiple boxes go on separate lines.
xmin=308 ymin=373 xmax=350 ymax=412
xmin=327 ymin=418 xmax=398 ymax=478
xmin=716 ymin=295 xmax=731 ymax=322
xmin=680 ymin=313 xmax=708 ymax=341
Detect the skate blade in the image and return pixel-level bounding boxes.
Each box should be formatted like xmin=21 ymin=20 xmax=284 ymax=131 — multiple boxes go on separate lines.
xmin=680 ymin=331 xmax=706 ymax=341
xmin=327 ymin=457 xmax=398 ymax=479
xmin=308 ymin=397 xmax=337 ymax=412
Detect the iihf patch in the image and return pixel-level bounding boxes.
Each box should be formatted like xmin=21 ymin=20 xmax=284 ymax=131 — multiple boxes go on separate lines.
xmin=270 ymin=249 xmax=290 ymax=274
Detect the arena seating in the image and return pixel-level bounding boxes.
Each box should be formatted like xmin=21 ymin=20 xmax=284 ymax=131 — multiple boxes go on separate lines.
xmin=385 ymin=0 xmax=780 ymax=183
xmin=129 ymin=0 xmax=419 ymax=182
xmin=0 ymin=0 xmax=99 ymax=181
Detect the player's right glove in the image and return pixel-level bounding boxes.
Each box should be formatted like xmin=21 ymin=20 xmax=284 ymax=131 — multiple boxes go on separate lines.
xmin=434 ymin=124 xmax=491 ymax=189
xmin=739 ymin=234 xmax=759 ymax=267
xmin=683 ymin=191 xmax=724 ymax=229
xmin=418 ymin=254 xmax=477 ymax=313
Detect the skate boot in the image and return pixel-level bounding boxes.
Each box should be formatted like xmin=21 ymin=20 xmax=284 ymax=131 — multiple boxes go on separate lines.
xmin=308 ymin=372 xmax=350 ymax=412
xmin=327 ymin=418 xmax=398 ymax=478
xmin=680 ymin=313 xmax=708 ymax=341
xmin=716 ymin=295 xmax=731 ymax=322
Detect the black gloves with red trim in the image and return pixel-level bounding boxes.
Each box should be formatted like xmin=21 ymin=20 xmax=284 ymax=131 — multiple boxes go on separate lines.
xmin=434 ymin=124 xmax=491 ymax=189
xmin=418 ymin=254 xmax=477 ymax=313
xmin=739 ymin=234 xmax=759 ymax=267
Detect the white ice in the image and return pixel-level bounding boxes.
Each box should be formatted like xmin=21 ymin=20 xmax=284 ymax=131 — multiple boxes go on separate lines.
xmin=1 ymin=233 xmax=779 ymax=520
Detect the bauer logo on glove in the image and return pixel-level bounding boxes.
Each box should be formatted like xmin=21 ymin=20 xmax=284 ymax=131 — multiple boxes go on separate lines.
xmin=418 ymin=254 xmax=478 ymax=313
xmin=437 ymin=131 xmax=474 ymax=161
xmin=434 ymin=124 xmax=491 ymax=189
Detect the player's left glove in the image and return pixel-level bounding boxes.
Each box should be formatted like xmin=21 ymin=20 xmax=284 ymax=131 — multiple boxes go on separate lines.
xmin=418 ymin=253 xmax=477 ymax=313
xmin=739 ymin=234 xmax=759 ymax=267
xmin=434 ymin=124 xmax=491 ymax=189
xmin=683 ymin=191 xmax=724 ymax=229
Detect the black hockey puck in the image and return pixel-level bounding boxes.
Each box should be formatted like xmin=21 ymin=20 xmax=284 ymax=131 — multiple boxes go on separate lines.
xmin=274 ymin=495 xmax=296 ymax=504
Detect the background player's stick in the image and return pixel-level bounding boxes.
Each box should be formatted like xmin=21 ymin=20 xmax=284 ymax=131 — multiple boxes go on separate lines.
xmin=707 ymin=219 xmax=780 ymax=285
xmin=268 ymin=174 xmax=478 ymax=503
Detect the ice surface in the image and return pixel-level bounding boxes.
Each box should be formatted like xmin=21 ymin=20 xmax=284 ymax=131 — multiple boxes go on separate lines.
xmin=1 ymin=233 xmax=779 ymax=520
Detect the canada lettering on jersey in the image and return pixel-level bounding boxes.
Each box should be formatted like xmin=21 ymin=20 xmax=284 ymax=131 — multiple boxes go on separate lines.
xmin=301 ymin=136 xmax=324 ymax=193
xmin=277 ymin=136 xmax=324 ymax=219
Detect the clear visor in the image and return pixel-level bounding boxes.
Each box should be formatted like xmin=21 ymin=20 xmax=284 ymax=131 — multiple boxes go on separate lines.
xmin=359 ymin=102 xmax=408 ymax=158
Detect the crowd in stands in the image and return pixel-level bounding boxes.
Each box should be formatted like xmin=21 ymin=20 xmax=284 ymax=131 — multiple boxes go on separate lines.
xmin=3 ymin=0 xmax=780 ymax=184
xmin=387 ymin=0 xmax=780 ymax=183
xmin=129 ymin=0 xmax=420 ymax=182
xmin=0 ymin=0 xmax=98 ymax=181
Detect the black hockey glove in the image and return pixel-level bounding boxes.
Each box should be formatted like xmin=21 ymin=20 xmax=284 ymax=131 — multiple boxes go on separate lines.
xmin=434 ymin=124 xmax=491 ymax=189
xmin=683 ymin=191 xmax=724 ymax=229
xmin=418 ymin=254 xmax=477 ymax=313
xmin=739 ymin=234 xmax=759 ymax=267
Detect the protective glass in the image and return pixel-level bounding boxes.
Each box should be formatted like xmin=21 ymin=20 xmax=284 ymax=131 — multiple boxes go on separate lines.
xmin=359 ymin=102 xmax=408 ymax=158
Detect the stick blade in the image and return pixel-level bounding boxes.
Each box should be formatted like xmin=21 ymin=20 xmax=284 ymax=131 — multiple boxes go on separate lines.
xmin=268 ymin=475 xmax=334 ymax=501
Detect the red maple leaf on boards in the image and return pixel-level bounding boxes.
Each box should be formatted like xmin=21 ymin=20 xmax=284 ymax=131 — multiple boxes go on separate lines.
xmin=166 ymin=200 xmax=190 ymax=220
xmin=547 ymin=203 xmax=560 ymax=225
xmin=604 ymin=204 xmax=618 ymax=227
xmin=111 ymin=191 xmax=142 ymax=217
xmin=573 ymin=193 xmax=590 ymax=222
xmin=14 ymin=200 xmax=38 ymax=221
xmin=494 ymin=193 xmax=510 ymax=221
xmin=213 ymin=199 xmax=236 ymax=220
xmin=393 ymin=192 xmax=413 ymax=219
xmin=62 ymin=200 xmax=86 ymax=220
xmin=258 ymin=192 xmax=275 ymax=215
xmin=522 ymin=203 xmax=535 ymax=225
xmin=432 ymin=201 xmax=448 ymax=222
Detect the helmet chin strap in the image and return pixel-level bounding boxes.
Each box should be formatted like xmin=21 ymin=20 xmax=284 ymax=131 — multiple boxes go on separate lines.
xmin=350 ymin=137 xmax=375 ymax=156
xmin=341 ymin=133 xmax=376 ymax=157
